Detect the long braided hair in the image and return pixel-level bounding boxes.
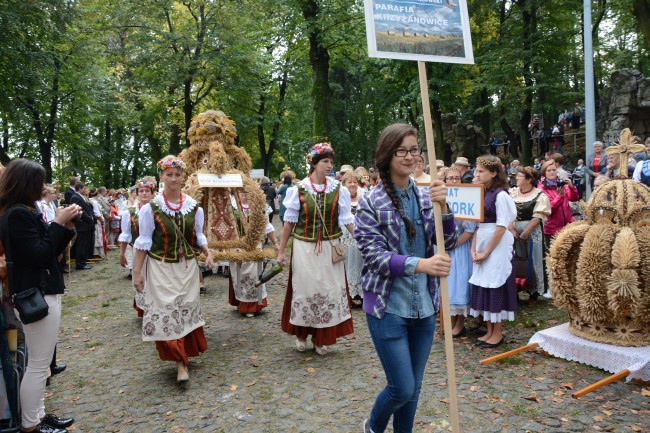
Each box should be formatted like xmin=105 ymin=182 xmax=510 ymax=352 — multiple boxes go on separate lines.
xmin=375 ymin=124 xmax=418 ymax=239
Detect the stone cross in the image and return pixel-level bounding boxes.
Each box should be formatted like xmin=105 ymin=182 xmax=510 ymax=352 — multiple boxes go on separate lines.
xmin=604 ymin=128 xmax=644 ymax=179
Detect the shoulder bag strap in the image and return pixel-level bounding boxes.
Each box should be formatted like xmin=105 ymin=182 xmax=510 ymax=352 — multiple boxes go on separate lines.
xmin=307 ymin=191 xmax=333 ymax=240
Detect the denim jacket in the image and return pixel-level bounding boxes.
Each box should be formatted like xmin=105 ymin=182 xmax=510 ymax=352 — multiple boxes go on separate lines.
xmin=354 ymin=181 xmax=457 ymax=319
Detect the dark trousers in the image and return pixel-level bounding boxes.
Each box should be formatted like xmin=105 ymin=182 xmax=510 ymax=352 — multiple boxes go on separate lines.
xmin=74 ymin=230 xmax=94 ymax=267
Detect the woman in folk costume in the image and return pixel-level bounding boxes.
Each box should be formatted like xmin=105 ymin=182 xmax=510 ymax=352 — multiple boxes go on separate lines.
xmin=229 ymin=203 xmax=279 ymax=317
xmin=276 ymin=143 xmax=355 ymax=355
xmin=340 ymin=171 xmax=364 ymax=307
xmin=442 ymin=167 xmax=476 ymax=338
xmin=119 ymin=178 xmax=156 ymax=316
xmin=469 ymin=155 xmax=518 ymax=348
xmin=89 ymin=188 xmax=107 ymax=259
xmin=133 ymin=155 xmax=214 ymax=383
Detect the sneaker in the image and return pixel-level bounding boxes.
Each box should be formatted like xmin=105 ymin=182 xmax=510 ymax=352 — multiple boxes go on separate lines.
xmin=314 ymin=345 xmax=328 ymax=356
xmin=363 ymin=418 xmax=372 ymax=433
xmin=200 ymin=287 xmax=207 ymax=295
xmin=542 ymin=292 xmax=553 ymax=299
xmin=246 ymin=313 xmax=254 ymax=318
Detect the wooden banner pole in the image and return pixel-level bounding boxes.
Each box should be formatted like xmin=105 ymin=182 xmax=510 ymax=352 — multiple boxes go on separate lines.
xmin=417 ymin=61 xmax=461 ymax=433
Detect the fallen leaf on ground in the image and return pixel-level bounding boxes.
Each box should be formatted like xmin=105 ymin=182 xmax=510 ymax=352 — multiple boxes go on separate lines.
xmin=523 ymin=394 xmax=541 ymax=403
xmin=230 ymin=384 xmax=238 ymax=391
xmin=592 ymin=415 xmax=604 ymax=422
xmin=305 ymin=367 xmax=315 ymax=373
xmin=630 ymin=425 xmax=643 ymax=432
xmin=641 ymin=388 xmax=650 ymax=397
xmin=246 ymin=380 xmax=257 ymax=387
xmin=560 ymin=382 xmax=573 ymax=389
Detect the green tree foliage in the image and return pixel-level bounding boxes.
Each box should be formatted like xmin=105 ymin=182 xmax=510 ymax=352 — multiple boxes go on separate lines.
xmin=0 ymin=0 xmax=646 ymax=184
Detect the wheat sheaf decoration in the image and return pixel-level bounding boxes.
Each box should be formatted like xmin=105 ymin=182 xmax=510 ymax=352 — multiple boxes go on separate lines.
xmin=547 ymin=129 xmax=650 ymax=346
xmin=181 ymin=110 xmax=274 ymax=263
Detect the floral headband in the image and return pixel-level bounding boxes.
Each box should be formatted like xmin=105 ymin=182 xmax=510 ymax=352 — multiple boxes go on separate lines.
xmin=305 ymin=142 xmax=334 ymax=166
xmin=476 ymin=156 xmax=501 ymax=171
xmin=157 ymin=158 xmax=187 ymax=174
xmin=136 ymin=180 xmax=156 ymax=192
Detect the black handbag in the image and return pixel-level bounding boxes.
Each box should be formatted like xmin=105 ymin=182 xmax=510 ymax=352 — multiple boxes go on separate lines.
xmin=12 ymin=285 xmax=48 ymax=324
xmin=2 ymin=208 xmax=49 ymax=324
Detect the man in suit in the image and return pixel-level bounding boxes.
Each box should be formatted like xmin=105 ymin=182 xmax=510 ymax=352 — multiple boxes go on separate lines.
xmin=70 ymin=182 xmax=96 ymax=270
xmin=63 ymin=176 xmax=79 ymax=205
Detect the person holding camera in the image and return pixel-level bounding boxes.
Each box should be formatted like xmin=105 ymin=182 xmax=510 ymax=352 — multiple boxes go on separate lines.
xmin=538 ymin=160 xmax=578 ymax=298
xmin=0 ymin=159 xmax=79 ymax=433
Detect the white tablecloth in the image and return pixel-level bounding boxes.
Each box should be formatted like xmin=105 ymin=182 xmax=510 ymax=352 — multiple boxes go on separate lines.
xmin=528 ymin=323 xmax=650 ymax=382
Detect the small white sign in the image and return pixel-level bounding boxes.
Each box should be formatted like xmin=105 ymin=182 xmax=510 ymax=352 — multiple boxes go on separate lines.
xmin=249 ymin=169 xmax=265 ymax=179
xmin=197 ymin=173 xmax=243 ymax=188
xmin=416 ymin=182 xmax=484 ymax=222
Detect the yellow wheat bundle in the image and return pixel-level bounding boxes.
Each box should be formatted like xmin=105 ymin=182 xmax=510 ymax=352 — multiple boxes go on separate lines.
xmin=547 ymin=222 xmax=590 ymax=316
xmin=575 ymin=225 xmax=618 ymax=324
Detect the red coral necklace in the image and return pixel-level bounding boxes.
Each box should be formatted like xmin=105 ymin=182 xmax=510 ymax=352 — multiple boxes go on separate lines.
xmin=309 ymin=175 xmax=327 ymax=194
xmin=163 ymin=192 xmax=184 ymax=211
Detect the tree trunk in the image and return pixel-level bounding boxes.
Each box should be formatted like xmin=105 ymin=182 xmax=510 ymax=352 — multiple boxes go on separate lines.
xmin=103 ymin=120 xmax=112 ymax=187
xmin=257 ymin=86 xmax=268 ymax=175
xmin=633 ymin=0 xmax=650 ymax=51
xmin=183 ymin=78 xmax=193 ymax=149
xmin=480 ymin=88 xmax=491 ymax=140
xmin=169 ymin=123 xmax=182 ymax=157
xmin=500 ymin=117 xmax=520 ymax=160
xmin=148 ymin=135 xmax=162 ymax=163
xmin=130 ymin=128 xmax=141 ymax=186
xmin=519 ymin=1 xmax=534 ymax=163
xmin=0 ymin=116 xmax=10 ymax=165
xmin=299 ymin=0 xmax=330 ymax=138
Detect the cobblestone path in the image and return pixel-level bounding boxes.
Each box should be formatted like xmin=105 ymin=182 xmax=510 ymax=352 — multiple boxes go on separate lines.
xmin=47 ymin=253 xmax=648 ymax=433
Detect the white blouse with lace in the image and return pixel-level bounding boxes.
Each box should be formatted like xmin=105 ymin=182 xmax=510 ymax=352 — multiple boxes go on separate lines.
xmin=282 ymin=177 xmax=355 ymax=227
xmin=133 ymin=193 xmax=208 ymax=251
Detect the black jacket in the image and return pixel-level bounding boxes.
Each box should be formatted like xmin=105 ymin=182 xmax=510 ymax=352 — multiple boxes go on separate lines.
xmin=63 ymin=187 xmax=75 ymax=205
xmin=69 ymin=193 xmax=95 ymax=232
xmin=0 ymin=206 xmax=75 ymax=295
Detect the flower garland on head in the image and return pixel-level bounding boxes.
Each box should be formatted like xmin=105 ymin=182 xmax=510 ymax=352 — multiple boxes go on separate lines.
xmin=136 ymin=180 xmax=157 ymax=192
xmin=157 ymin=158 xmax=187 ymax=175
xmin=305 ymin=142 xmax=334 ymax=166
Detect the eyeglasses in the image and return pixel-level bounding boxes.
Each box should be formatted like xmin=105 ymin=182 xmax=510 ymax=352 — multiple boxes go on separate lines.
xmin=446 ymin=177 xmax=461 ymax=181
xmin=394 ymin=148 xmax=423 ymax=157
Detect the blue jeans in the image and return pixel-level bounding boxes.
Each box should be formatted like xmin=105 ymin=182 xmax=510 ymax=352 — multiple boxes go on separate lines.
xmin=366 ymin=313 xmax=435 ymax=433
